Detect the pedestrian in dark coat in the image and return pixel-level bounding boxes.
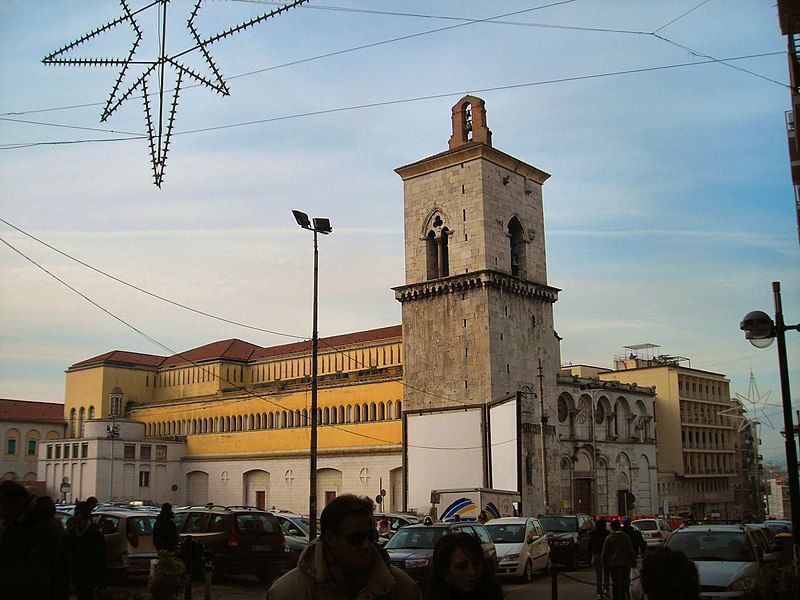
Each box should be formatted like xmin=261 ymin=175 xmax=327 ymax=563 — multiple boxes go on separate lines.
xmin=589 ymin=518 xmax=610 ymax=599
xmin=153 ymin=502 xmax=179 ymax=552
xmin=66 ymin=501 xmax=105 ymax=600
xmin=0 ymin=481 xmax=65 ymax=600
xmin=601 ymin=520 xmax=636 ymax=600
xmin=622 ymin=516 xmax=647 ymax=557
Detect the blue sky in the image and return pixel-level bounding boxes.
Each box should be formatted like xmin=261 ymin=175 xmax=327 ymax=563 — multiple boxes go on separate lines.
xmin=0 ymin=1 xmax=798 ymax=461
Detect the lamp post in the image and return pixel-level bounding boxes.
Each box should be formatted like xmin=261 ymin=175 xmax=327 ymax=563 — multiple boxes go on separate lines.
xmin=106 ymin=416 xmax=120 ymax=503
xmin=293 ymin=210 xmax=332 ymax=542
xmin=740 ymin=281 xmax=800 ymax=563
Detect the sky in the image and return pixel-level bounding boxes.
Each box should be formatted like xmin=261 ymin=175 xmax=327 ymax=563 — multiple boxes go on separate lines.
xmin=0 ymin=1 xmax=798 ymax=462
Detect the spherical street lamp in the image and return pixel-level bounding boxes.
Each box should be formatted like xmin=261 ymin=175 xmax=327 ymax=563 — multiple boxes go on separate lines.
xmin=739 ymin=310 xmax=776 ymax=348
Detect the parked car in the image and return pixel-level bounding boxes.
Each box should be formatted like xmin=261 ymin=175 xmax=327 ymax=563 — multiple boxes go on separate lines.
xmin=270 ymin=511 xmax=310 ymax=540
xmin=92 ymin=509 xmax=158 ymax=578
xmin=632 ymin=518 xmax=673 ymax=548
xmin=373 ymin=512 xmax=422 ymax=541
xmin=483 ymin=516 xmax=550 ymax=583
xmin=538 ymin=514 xmax=594 ymax=569
xmin=746 ymin=523 xmax=779 ymax=555
xmin=384 ymin=521 xmax=498 ymax=591
xmin=174 ymin=506 xmax=286 ymax=583
xmin=631 ymin=523 xmax=779 ymax=598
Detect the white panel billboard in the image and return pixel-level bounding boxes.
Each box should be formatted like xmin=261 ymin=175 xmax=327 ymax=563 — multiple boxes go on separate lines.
xmin=406 ymin=408 xmax=484 ymax=513
xmin=488 ymin=397 xmax=518 ymax=493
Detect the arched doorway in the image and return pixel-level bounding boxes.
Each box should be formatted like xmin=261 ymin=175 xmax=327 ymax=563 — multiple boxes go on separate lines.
xmin=187 ymin=471 xmax=209 ymax=506
xmin=317 ymin=468 xmax=342 ymax=508
xmin=389 ymin=466 xmax=403 ymax=512
xmin=243 ymin=469 xmax=270 ymax=509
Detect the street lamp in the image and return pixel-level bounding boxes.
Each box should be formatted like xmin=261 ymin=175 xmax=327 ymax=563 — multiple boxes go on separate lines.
xmin=293 ymin=210 xmax=332 ymax=542
xmin=740 ymin=281 xmax=799 ymax=563
xmin=106 ymin=417 xmax=120 ymax=503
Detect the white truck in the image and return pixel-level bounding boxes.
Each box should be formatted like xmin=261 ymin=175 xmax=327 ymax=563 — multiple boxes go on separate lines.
xmin=429 ymin=488 xmax=520 ymax=521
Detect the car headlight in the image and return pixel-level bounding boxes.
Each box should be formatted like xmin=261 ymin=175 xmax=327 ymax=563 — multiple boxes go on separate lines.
xmin=728 ymin=576 xmax=755 ymax=591
xmin=404 ymin=558 xmax=430 ymax=569
xmin=503 ymin=554 xmax=520 ymax=561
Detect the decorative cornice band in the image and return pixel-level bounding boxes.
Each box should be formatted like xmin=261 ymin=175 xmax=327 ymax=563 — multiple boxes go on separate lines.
xmin=393 ymin=270 xmax=559 ymax=303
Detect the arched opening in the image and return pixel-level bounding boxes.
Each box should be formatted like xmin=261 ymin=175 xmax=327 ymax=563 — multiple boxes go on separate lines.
xmin=243 ymin=469 xmax=270 ymax=510
xmin=426 ymin=230 xmax=438 ymax=280
xmin=316 ymin=468 xmax=343 ymax=508
xmin=508 ymin=216 xmax=526 ymax=277
xmin=187 ymin=471 xmax=210 ymax=505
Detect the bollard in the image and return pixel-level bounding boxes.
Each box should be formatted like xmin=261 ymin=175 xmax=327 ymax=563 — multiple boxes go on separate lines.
xmin=550 ymin=564 xmax=559 ymax=600
xmin=204 ymin=555 xmax=213 ymax=600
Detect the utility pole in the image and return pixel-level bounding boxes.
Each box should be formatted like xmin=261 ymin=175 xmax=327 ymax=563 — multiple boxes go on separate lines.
xmin=106 ymin=415 xmax=120 ymax=503
xmin=292 ymin=210 xmax=332 ymax=542
xmin=537 ymin=357 xmax=550 ymax=513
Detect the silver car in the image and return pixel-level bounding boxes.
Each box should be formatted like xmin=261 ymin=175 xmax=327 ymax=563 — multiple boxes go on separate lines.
xmin=633 ymin=518 xmax=672 ymax=548
xmin=483 ymin=517 xmax=550 ymax=583
xmin=631 ymin=523 xmax=778 ymax=598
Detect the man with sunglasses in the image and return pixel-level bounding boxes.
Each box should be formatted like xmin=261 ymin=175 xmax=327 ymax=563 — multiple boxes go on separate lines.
xmin=267 ymin=494 xmax=421 ymax=599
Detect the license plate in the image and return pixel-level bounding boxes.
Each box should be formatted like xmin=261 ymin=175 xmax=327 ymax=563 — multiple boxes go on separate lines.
xmin=253 ymin=545 xmax=271 ymax=552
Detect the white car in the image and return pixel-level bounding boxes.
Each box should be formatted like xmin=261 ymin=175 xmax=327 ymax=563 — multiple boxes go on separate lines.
xmin=633 ymin=518 xmax=672 ymax=547
xmin=483 ymin=517 xmax=550 ymax=583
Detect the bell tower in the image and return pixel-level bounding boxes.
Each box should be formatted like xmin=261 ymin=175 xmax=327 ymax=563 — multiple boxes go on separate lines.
xmin=394 ymin=96 xmax=561 ymax=514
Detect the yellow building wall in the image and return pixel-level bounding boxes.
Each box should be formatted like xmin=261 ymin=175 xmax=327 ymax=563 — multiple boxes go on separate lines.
xmin=65 ymin=365 xmax=156 ymax=424
xmin=185 ymin=421 xmax=401 ymax=455
xmin=601 ymin=367 xmax=683 ymax=474
xmin=152 ymin=362 xmax=225 ymax=403
xmin=131 ymin=378 xmax=403 ymax=455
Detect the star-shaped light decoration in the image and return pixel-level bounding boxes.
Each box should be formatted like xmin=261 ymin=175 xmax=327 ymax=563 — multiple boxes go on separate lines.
xmin=44 ymin=0 xmax=308 ymax=187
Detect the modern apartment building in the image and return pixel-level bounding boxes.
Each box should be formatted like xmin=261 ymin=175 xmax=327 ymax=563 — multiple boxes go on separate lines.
xmin=599 ymin=345 xmax=737 ymax=518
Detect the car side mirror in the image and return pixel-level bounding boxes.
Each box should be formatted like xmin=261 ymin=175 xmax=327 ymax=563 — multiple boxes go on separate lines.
xmin=762 ymin=552 xmax=779 ymax=563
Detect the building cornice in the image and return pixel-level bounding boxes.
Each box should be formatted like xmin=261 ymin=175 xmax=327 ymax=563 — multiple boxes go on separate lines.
xmin=395 ymin=143 xmax=550 ymax=184
xmin=393 ymin=270 xmax=559 ymax=304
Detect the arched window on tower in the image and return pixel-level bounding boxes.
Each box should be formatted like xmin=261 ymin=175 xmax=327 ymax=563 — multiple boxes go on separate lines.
xmin=508 ymin=216 xmax=526 ymax=278
xmin=464 ymin=103 xmax=473 ymax=141
xmin=424 ymin=214 xmax=450 ymax=280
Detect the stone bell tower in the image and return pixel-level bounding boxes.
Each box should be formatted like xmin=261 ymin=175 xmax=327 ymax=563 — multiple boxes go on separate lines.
xmin=394 ymin=96 xmax=562 ymax=514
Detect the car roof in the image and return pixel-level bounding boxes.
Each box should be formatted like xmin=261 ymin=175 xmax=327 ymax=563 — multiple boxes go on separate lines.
xmin=676 ymin=524 xmax=750 ymax=532
xmin=483 ymin=517 xmax=532 ymax=525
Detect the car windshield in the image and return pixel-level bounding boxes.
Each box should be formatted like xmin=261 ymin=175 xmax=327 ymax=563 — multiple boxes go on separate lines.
xmin=539 ymin=517 xmax=577 ymax=533
xmin=385 ymin=528 xmax=447 ymax=550
xmin=236 ymin=513 xmax=277 ymax=534
xmin=127 ymin=516 xmax=156 ymax=535
xmin=634 ymin=520 xmax=657 ymax=531
xmin=284 ymin=517 xmax=310 ymax=535
xmin=765 ymin=522 xmax=791 ymax=535
xmin=667 ymin=531 xmax=754 ymax=562
xmin=93 ymin=514 xmax=120 ymax=534
xmin=484 ymin=523 xmax=525 ymax=543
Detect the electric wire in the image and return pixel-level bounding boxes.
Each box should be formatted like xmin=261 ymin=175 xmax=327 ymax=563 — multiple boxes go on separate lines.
xmin=0 ymin=217 xmax=468 ymax=407
xmin=0 ymin=51 xmax=784 ymax=150
xmin=652 ymin=0 xmax=713 ymax=35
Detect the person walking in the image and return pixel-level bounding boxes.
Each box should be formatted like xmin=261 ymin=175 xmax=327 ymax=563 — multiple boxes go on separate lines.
xmin=601 ymin=520 xmax=636 ymax=600
xmin=0 ymin=481 xmax=66 ymax=600
xmin=622 ymin=516 xmax=647 ymax=558
xmin=66 ymin=501 xmax=105 ymax=600
xmin=267 ymin=495 xmax=421 ymax=599
xmin=153 ymin=503 xmax=179 ymax=553
xmin=589 ymin=518 xmax=610 ymax=599
xmin=427 ymin=532 xmax=504 ymax=600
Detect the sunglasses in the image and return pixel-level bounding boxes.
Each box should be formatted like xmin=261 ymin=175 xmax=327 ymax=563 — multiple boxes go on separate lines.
xmin=331 ymin=528 xmax=379 ymax=547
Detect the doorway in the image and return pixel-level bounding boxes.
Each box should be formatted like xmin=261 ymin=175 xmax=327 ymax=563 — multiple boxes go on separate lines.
xmin=574 ymin=479 xmax=592 ymax=514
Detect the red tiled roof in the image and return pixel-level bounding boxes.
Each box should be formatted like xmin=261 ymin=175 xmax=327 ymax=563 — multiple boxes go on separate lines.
xmin=0 ymin=399 xmax=65 ymax=424
xmin=70 ymin=326 xmax=403 ymax=371
xmin=70 ymin=350 xmax=166 ymax=370
xmin=160 ymin=339 xmax=262 ymax=367
xmin=252 ymin=325 xmax=402 ymax=360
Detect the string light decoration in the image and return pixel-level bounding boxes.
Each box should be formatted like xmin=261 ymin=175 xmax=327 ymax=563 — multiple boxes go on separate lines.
xmin=43 ymin=0 xmax=308 ymax=187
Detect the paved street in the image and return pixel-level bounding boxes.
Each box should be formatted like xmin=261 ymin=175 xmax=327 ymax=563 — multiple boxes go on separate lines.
xmin=106 ymin=565 xmax=600 ymax=600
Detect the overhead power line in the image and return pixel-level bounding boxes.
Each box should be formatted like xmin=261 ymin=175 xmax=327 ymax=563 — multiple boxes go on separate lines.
xmin=0 ymin=51 xmax=784 ymax=150
xmin=0 ymin=220 xmax=470 ymax=409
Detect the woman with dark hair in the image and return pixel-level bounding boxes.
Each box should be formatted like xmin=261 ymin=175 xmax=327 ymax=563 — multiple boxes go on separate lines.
xmin=428 ymin=532 xmax=504 ymax=600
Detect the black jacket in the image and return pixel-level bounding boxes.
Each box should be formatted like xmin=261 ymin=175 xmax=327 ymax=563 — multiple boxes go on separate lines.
xmin=622 ymin=524 xmax=647 ymax=556
xmin=589 ymin=528 xmax=609 ymax=555
xmin=153 ymin=514 xmax=179 ymax=551
xmin=66 ymin=522 xmax=105 ymax=587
